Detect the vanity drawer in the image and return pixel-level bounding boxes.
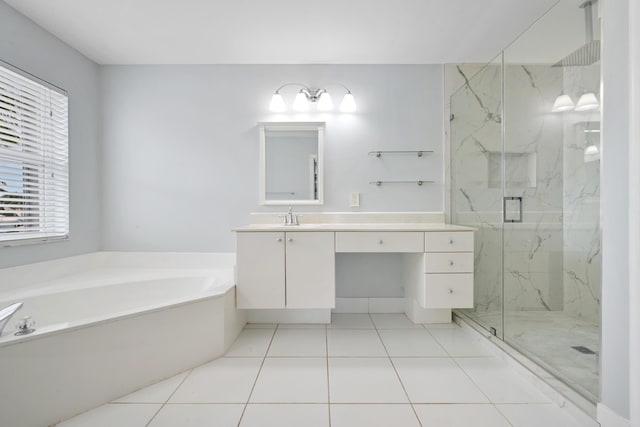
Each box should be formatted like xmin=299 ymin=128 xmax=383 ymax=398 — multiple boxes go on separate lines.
xmin=424 ymin=252 xmax=473 ymax=273
xmin=423 ymin=274 xmax=473 ymax=308
xmin=335 ymin=232 xmax=424 ymax=253
xmin=425 ymin=231 xmax=473 ymax=252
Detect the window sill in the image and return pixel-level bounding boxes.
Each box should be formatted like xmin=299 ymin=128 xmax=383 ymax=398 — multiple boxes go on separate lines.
xmin=0 ymin=235 xmax=69 ymax=248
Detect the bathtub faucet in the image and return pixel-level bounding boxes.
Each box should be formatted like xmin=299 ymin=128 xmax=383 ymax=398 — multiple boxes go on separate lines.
xmin=0 ymin=302 xmax=22 ymax=337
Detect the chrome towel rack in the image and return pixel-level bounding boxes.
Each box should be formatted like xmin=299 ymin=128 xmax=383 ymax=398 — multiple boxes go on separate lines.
xmin=368 ymin=150 xmax=434 ymax=158
xmin=369 ymin=180 xmax=434 ymax=186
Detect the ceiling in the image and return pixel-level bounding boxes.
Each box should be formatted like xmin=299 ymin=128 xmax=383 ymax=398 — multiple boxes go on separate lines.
xmin=4 ymin=0 xmax=559 ymax=65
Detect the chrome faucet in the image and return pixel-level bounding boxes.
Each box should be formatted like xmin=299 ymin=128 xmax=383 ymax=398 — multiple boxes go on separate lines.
xmin=0 ymin=302 xmax=22 ymax=337
xmin=280 ymin=206 xmax=299 ymax=226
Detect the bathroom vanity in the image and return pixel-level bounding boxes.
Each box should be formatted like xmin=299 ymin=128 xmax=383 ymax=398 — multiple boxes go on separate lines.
xmin=234 ymin=213 xmax=475 ymax=324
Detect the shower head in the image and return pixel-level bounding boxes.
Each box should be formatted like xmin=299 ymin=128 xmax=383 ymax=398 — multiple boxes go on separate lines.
xmin=553 ymin=0 xmax=600 ymax=67
xmin=553 ymin=40 xmax=600 ymax=67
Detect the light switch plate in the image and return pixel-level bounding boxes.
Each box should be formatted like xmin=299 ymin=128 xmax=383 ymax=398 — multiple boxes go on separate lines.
xmin=350 ymin=192 xmax=360 ymax=207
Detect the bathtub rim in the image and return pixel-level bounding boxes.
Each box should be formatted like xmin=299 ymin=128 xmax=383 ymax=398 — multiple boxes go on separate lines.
xmin=0 ymin=251 xmax=237 ymax=295
xmin=0 ymin=267 xmax=234 ymax=302
xmin=0 ymin=280 xmax=235 ymax=348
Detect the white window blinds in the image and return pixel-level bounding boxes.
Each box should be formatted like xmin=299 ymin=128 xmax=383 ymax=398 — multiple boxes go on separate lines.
xmin=0 ymin=63 xmax=69 ymax=243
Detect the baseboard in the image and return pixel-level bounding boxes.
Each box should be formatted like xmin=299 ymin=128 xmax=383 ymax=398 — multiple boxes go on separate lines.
xmin=405 ymin=299 xmax=451 ymax=323
xmin=333 ymin=297 xmax=405 ymax=313
xmin=597 ymin=403 xmax=630 ymax=427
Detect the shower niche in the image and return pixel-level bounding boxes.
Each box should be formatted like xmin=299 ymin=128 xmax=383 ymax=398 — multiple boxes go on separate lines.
xmin=488 ymin=152 xmax=537 ymax=189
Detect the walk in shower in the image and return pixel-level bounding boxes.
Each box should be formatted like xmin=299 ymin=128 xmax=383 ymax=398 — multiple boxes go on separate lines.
xmin=449 ymin=0 xmax=601 ymax=402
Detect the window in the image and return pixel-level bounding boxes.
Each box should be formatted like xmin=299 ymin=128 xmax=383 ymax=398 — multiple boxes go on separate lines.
xmin=0 ymin=62 xmax=69 ymax=243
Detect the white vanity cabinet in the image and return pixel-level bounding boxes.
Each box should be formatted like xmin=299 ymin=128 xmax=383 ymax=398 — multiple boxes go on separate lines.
xmin=235 ymin=216 xmax=475 ymax=323
xmin=236 ymin=231 xmax=335 ymax=309
xmin=419 ymin=231 xmax=474 ymax=309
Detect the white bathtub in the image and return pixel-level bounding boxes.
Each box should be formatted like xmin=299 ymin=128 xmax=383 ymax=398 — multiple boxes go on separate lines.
xmin=0 ymin=252 xmax=246 ymax=427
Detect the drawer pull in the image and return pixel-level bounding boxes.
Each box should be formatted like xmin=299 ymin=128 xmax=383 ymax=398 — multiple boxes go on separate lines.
xmin=287 ymin=238 xmax=293 ymax=242
xmin=276 ymin=238 xmax=282 ymax=242
xmin=449 ymin=239 xmax=454 ymax=244
xmin=449 ymin=260 xmax=454 ymax=266
xmin=448 ymin=288 xmax=454 ymax=294
xmin=378 ymin=240 xmax=383 ymax=244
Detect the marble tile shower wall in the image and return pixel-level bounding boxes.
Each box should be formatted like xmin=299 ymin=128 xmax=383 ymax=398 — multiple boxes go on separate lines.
xmin=561 ymin=65 xmax=601 ymax=324
xmin=446 ymin=62 xmax=601 ymax=324
xmin=448 ymin=63 xmax=505 ymax=316
xmin=503 ymin=64 xmax=564 ymax=313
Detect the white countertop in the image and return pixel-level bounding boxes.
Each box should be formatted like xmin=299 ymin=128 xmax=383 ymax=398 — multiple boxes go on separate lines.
xmin=233 ymin=223 xmax=476 ymax=232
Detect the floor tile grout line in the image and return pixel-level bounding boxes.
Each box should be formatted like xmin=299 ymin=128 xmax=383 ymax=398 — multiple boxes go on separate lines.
xmin=369 ymin=313 xmax=424 ymax=427
xmin=419 ymin=325 xmax=450 ymax=357
xmin=423 ymin=324 xmax=456 ymax=359
xmin=450 ymin=356 xmax=495 ymax=405
xmin=492 ymin=403 xmax=519 ymax=427
xmin=236 ymin=323 xmax=279 ymax=427
xmin=426 ymin=324 xmax=495 ymax=358
xmin=425 ymin=323 xmax=498 ymax=406
xmin=144 ymin=368 xmax=195 ymax=426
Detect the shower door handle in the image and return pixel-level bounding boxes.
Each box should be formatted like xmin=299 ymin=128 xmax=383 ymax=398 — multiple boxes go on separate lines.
xmin=504 ymin=196 xmax=523 ymax=223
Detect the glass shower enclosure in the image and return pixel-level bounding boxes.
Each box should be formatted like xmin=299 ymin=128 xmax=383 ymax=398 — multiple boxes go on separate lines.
xmin=450 ymin=0 xmax=601 ymax=402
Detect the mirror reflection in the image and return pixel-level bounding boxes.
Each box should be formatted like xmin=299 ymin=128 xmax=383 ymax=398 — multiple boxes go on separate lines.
xmin=259 ymin=122 xmax=324 ymax=205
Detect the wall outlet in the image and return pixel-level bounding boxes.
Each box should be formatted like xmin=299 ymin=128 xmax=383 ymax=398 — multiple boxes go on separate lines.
xmin=350 ymin=192 xmax=360 ymax=207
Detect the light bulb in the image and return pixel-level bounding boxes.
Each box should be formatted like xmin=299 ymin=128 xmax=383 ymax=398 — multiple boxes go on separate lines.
xmin=575 ymin=92 xmax=599 ymax=111
xmin=585 ymin=145 xmax=599 ymax=155
xmin=269 ymin=92 xmax=285 ymax=112
xmin=293 ymin=92 xmax=310 ymax=112
xmin=317 ymin=92 xmax=333 ymax=111
xmin=340 ymin=92 xmax=356 ymax=112
xmin=551 ymin=94 xmax=574 ymax=113
xmin=584 ymin=144 xmax=600 ymax=163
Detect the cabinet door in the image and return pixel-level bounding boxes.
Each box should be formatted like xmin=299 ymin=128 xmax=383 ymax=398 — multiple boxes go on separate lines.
xmin=236 ymin=232 xmax=285 ymax=309
xmin=285 ymin=232 xmax=335 ymax=308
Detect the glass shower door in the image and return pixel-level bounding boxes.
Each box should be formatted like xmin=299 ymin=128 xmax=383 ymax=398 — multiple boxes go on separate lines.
xmin=501 ymin=57 xmax=569 ymax=376
xmin=501 ymin=0 xmax=601 ymax=401
xmin=449 ymin=0 xmax=602 ymax=404
xmin=449 ymin=56 xmax=504 ymax=338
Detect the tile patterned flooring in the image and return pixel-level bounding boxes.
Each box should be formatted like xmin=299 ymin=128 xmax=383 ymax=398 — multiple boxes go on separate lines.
xmin=57 ymin=314 xmax=594 ymax=427
xmin=468 ymin=310 xmax=600 ymax=400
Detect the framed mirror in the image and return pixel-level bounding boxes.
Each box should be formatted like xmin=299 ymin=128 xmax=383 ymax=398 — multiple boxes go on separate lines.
xmin=259 ymin=122 xmax=324 ymax=205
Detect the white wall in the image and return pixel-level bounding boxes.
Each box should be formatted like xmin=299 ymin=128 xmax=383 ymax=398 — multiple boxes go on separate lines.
xmin=629 ymin=0 xmax=640 ymax=424
xmin=628 ymin=0 xmax=640 ymax=425
xmin=100 ymin=65 xmax=444 ymax=253
xmin=600 ymin=0 xmax=630 ymax=421
xmin=0 ymin=2 xmax=101 ymax=269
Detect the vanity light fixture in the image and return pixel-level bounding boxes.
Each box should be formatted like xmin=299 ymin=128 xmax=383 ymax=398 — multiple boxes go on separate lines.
xmin=552 ymin=92 xmax=600 ymax=113
xmin=293 ymin=91 xmax=310 ymax=112
xmin=575 ymin=92 xmax=600 ymax=111
xmin=269 ymin=83 xmax=356 ymax=113
xmin=268 ymin=92 xmax=286 ymax=112
xmin=584 ymin=143 xmax=600 ymax=162
xmin=340 ymin=92 xmax=357 ymax=113
xmin=317 ymin=92 xmax=334 ymax=111
xmin=551 ymin=94 xmax=575 ymax=112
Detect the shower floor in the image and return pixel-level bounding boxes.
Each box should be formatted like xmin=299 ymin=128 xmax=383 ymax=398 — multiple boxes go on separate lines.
xmin=462 ymin=310 xmax=599 ymax=402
